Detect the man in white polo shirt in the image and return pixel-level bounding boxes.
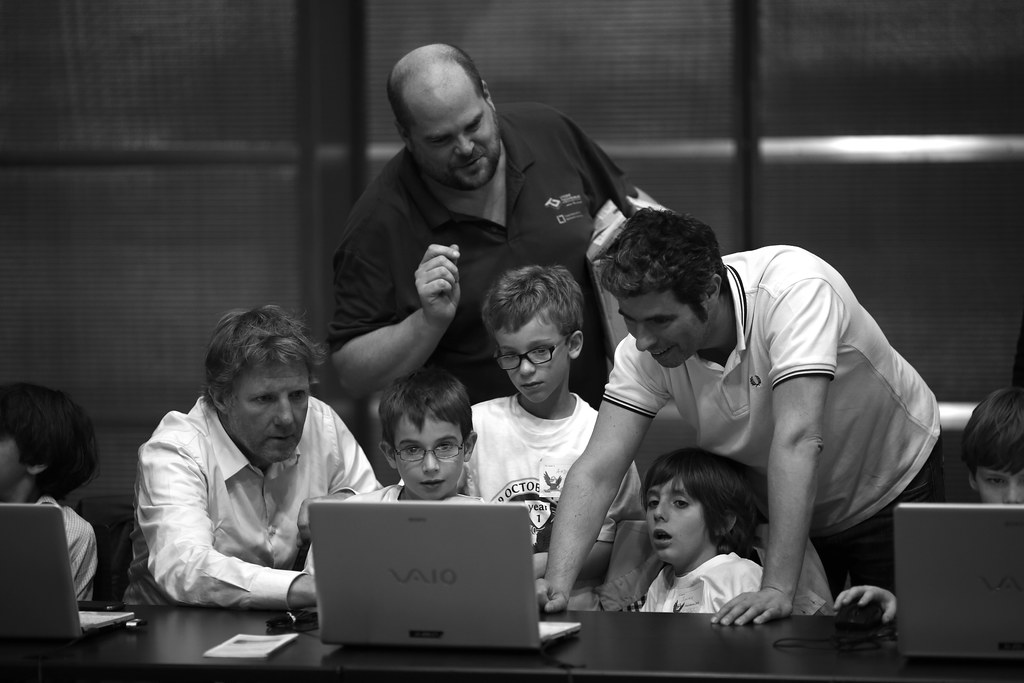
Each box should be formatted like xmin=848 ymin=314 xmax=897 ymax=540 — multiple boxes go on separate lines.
xmin=539 ymin=208 xmax=942 ymax=625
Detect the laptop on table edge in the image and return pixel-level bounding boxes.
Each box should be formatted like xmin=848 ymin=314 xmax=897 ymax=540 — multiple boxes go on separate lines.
xmin=309 ymin=499 xmax=580 ymax=649
xmin=894 ymin=502 xmax=1024 ymax=660
xmin=0 ymin=504 xmax=134 ymax=640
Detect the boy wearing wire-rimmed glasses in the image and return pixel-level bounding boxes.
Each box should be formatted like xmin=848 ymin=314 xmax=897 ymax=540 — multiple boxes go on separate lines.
xmin=349 ymin=366 xmax=480 ymax=502
xmin=467 ymin=265 xmax=643 ymax=609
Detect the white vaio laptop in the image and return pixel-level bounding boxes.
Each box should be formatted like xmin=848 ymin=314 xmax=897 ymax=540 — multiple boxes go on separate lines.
xmin=0 ymin=504 xmax=135 ymax=640
xmin=308 ymin=500 xmax=580 ymax=649
xmin=894 ymin=503 xmax=1024 ymax=659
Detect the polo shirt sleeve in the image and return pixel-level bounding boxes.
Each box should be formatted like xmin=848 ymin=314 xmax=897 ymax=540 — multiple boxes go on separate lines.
xmin=328 ymin=228 xmax=401 ymax=352
xmin=763 ymin=276 xmax=845 ymax=388
xmin=603 ymin=336 xmax=671 ymax=419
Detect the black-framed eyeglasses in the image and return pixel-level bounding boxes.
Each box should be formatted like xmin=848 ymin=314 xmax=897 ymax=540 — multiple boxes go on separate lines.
xmin=394 ymin=441 xmax=466 ymax=463
xmin=494 ymin=337 xmax=567 ymax=370
xmin=266 ymin=609 xmax=318 ymax=634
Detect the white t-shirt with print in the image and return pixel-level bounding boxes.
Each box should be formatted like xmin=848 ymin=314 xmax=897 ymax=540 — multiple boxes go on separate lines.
xmin=641 ymin=553 xmax=762 ymax=614
xmin=467 ymin=394 xmax=642 ymax=552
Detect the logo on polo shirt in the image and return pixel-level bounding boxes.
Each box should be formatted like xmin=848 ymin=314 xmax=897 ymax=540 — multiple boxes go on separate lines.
xmin=749 ymin=375 xmax=762 ymax=387
xmin=546 ymin=193 xmax=585 ymax=225
xmin=546 ymin=193 xmax=583 ymax=209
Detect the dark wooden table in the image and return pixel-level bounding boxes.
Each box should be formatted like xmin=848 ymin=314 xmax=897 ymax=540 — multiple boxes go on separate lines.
xmin=2 ymin=606 xmax=1022 ymax=682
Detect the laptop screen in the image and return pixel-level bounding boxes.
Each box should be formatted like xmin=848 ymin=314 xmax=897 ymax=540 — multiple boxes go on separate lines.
xmin=309 ymin=500 xmax=578 ymax=649
xmin=894 ymin=502 xmax=1024 ymax=659
xmin=0 ymin=504 xmax=135 ymax=639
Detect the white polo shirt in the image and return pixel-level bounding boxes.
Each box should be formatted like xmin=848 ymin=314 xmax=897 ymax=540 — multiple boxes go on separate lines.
xmin=604 ymin=245 xmax=940 ymax=536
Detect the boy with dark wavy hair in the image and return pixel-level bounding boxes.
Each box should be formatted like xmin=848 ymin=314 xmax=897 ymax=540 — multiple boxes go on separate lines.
xmin=636 ymin=447 xmax=761 ymax=613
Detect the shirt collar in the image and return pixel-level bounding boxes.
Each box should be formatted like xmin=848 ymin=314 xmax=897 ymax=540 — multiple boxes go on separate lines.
xmin=501 ymin=115 xmax=532 ymax=208
xmin=398 ymin=150 xmax=451 ymax=230
xmin=500 ymin=112 xmax=534 ymax=174
xmin=199 ymin=397 xmax=300 ymax=479
xmin=724 ymin=263 xmax=748 ymax=355
xmin=398 ymin=110 xmax=533 ymax=231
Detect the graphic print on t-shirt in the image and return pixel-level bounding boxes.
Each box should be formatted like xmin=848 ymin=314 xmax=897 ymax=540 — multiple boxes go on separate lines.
xmin=495 ymin=477 xmax=556 ymax=553
xmin=672 ymin=583 xmax=704 ymax=613
xmin=539 ymin=457 xmax=572 ymax=499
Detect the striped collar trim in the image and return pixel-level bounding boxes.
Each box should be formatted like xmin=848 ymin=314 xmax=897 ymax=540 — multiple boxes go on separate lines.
xmin=725 ymin=264 xmax=748 ymax=351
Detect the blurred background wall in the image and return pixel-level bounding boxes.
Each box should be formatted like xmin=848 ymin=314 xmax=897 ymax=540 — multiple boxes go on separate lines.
xmin=1 ymin=0 xmax=1021 ymax=504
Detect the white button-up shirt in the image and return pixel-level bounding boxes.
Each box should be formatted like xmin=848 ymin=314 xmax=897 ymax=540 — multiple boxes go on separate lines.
xmin=126 ymin=396 xmax=379 ymax=609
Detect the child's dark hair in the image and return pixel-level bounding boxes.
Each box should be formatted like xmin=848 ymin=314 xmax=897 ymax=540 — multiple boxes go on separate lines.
xmin=0 ymin=382 xmax=99 ymax=500
xmin=643 ymin=447 xmax=757 ymax=557
xmin=378 ymin=367 xmax=473 ymax=446
xmin=961 ymin=386 xmax=1024 ymax=475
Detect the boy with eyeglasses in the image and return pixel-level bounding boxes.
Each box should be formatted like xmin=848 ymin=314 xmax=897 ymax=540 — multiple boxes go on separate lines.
xmin=349 ymin=366 xmax=480 ymax=502
xmin=467 ymin=265 xmax=643 ymax=608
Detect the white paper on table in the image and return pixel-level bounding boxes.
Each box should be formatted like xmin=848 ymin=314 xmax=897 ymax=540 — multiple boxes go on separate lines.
xmin=203 ymin=632 xmax=299 ymax=658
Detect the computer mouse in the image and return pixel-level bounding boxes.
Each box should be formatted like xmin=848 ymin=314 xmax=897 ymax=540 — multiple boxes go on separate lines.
xmin=834 ymin=601 xmax=885 ymax=631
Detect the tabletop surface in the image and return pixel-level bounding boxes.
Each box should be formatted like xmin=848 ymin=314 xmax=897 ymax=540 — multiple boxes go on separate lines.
xmin=2 ymin=605 xmax=1023 ymax=682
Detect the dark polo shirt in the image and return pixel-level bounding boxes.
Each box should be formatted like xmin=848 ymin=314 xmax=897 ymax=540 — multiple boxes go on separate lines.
xmin=329 ymin=102 xmax=634 ymax=407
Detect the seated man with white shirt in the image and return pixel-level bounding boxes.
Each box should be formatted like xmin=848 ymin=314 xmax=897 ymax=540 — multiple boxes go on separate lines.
xmin=125 ymin=305 xmax=380 ymax=609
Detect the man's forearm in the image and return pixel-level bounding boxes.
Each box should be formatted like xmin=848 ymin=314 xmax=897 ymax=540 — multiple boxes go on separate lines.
xmin=287 ymin=573 xmax=317 ymax=609
xmin=762 ymin=440 xmax=819 ymax=599
xmin=332 ymin=310 xmax=448 ymax=396
xmin=541 ymin=402 xmax=651 ymax=609
xmin=545 ymin=466 xmax=619 ymax=595
xmin=760 ymin=374 xmax=829 ymax=604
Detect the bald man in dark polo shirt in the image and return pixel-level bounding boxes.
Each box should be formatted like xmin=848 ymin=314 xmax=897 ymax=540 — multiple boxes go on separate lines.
xmin=327 ymin=43 xmax=642 ymax=406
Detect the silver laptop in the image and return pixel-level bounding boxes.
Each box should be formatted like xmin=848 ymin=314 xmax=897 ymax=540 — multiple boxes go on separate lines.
xmin=0 ymin=504 xmax=134 ymax=639
xmin=309 ymin=500 xmax=580 ymax=649
xmin=894 ymin=503 xmax=1024 ymax=659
